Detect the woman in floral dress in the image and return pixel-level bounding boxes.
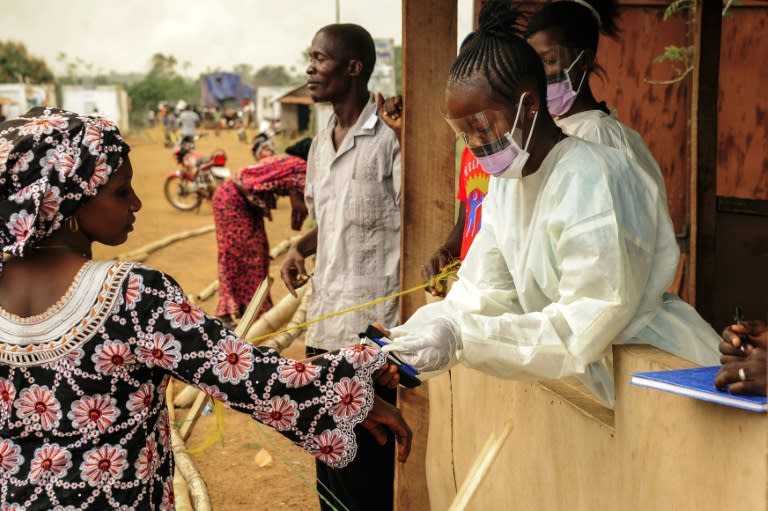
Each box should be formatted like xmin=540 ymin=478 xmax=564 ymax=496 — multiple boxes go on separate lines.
xmin=211 ymin=139 xmax=309 ymax=324
xmin=0 ymin=108 xmax=410 ymax=510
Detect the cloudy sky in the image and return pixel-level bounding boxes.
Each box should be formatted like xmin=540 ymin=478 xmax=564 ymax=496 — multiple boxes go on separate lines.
xmin=4 ymin=0 xmax=473 ymax=77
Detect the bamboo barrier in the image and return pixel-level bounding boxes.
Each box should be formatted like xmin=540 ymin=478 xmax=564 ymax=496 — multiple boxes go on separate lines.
xmin=174 ymin=385 xmax=200 ymax=409
xmin=190 ymin=279 xmax=219 ymax=305
xmin=166 ymin=377 xmax=212 ymax=511
xmin=115 ymin=225 xmax=215 ymax=262
xmin=269 ymin=234 xmax=303 ymax=259
xmin=172 ymin=427 xmax=212 ymax=511
xmin=175 ymin=278 xmax=274 ymax=444
xmin=447 ymin=421 xmax=513 ymax=511
xmin=244 ymin=283 xmax=309 ymax=344
xmin=260 ymin=283 xmax=313 ymax=352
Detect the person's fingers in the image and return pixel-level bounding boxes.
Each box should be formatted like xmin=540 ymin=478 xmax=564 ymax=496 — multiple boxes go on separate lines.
xmin=421 ymin=263 xmax=435 ymax=285
xmin=714 ymin=365 xmax=736 ymax=389
xmin=373 ymin=364 xmax=399 ymax=389
xmin=369 ymin=397 xmax=412 ymax=462
xmin=395 ymin=423 xmax=412 ymax=463
xmin=719 ymin=340 xmax=744 ymax=357
xmin=381 ymin=343 xmax=408 ymax=354
xmin=280 ymin=265 xmax=298 ymax=297
xmin=375 ymin=92 xmax=385 ymax=113
xmin=293 ymin=257 xmax=308 ymax=279
xmin=365 ymin=422 xmax=389 ymax=446
xmin=720 ymin=355 xmax=744 ymax=366
xmin=371 ymin=322 xmax=391 ymax=337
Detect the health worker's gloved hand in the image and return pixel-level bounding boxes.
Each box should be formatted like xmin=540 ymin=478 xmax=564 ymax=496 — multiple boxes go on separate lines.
xmin=382 ymin=318 xmax=461 ymax=372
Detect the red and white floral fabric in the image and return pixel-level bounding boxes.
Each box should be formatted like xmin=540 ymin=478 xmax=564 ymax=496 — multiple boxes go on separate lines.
xmin=0 ymin=261 xmax=384 ymax=510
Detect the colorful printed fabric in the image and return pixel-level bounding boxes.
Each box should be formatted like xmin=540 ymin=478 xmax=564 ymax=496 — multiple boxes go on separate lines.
xmin=0 ymin=261 xmax=385 ymax=510
xmin=212 ymin=155 xmax=306 ymax=317
xmin=0 ymin=108 xmax=128 ymax=264
xmin=456 ymin=147 xmax=490 ymax=260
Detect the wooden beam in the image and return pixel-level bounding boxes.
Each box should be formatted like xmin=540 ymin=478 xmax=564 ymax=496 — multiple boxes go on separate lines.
xmin=399 ymin=0 xmax=457 ymax=509
xmin=688 ymin=0 xmax=722 ymax=321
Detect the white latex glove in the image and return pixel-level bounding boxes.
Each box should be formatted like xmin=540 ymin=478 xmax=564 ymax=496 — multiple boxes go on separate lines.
xmin=382 ymin=318 xmax=461 ymax=372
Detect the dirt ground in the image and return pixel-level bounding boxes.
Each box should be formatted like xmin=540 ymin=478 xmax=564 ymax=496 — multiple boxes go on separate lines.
xmin=94 ymin=128 xmax=319 ymax=510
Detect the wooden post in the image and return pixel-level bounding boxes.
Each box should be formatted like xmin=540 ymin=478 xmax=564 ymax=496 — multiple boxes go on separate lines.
xmin=398 ymin=1 xmax=457 ymax=509
xmin=688 ymin=0 xmax=721 ymax=321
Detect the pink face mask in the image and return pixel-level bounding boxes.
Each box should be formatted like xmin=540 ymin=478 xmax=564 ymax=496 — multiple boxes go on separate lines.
xmin=546 ymin=51 xmax=586 ymax=117
xmin=469 ymin=94 xmax=538 ymax=179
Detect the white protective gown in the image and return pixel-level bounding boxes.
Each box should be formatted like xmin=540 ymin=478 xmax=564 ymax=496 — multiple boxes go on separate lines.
xmin=556 ymin=109 xmax=667 ymax=202
xmin=395 ymin=137 xmax=720 ymax=406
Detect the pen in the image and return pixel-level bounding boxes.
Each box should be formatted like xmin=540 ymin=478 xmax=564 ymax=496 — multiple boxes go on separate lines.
xmin=733 ymin=305 xmax=749 ymax=352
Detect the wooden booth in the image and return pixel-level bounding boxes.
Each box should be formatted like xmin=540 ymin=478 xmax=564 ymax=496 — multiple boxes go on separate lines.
xmin=396 ymin=0 xmax=767 ymax=509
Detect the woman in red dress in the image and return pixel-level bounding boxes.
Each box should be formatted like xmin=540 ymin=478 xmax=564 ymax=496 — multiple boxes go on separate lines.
xmin=212 ymin=138 xmax=310 ymax=325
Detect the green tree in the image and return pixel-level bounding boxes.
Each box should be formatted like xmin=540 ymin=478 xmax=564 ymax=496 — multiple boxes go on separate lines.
xmin=127 ymin=74 xmax=197 ymax=128
xmin=0 ymin=41 xmax=54 ymax=83
xmin=252 ymin=65 xmax=302 ymax=86
xmin=148 ymin=53 xmax=179 ymax=78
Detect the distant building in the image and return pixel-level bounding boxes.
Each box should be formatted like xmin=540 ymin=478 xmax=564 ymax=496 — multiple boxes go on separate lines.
xmin=0 ymin=83 xmax=57 ymax=120
xmin=255 ymin=85 xmax=294 ymax=129
xmin=274 ymin=84 xmax=329 ymax=138
xmin=370 ymin=38 xmax=397 ymax=97
xmin=61 ymin=85 xmax=129 ymax=132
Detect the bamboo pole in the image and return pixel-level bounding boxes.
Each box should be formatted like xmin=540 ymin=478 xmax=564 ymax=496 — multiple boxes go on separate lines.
xmin=190 ymin=279 xmax=219 ymax=305
xmin=244 ymin=283 xmax=308 ymax=344
xmin=260 ymin=283 xmax=313 ymax=352
xmin=173 ymin=467 xmax=194 ymax=511
xmin=174 ymin=385 xmax=200 ymax=409
xmin=447 ymin=421 xmax=514 ymax=511
xmin=179 ymin=391 xmax=209 ymax=442
xmin=172 ymin=426 xmax=213 ymax=511
xmin=269 ymin=234 xmax=303 ymax=259
xmin=235 ymin=276 xmax=273 ymax=338
xmin=115 ymin=224 xmax=215 ymax=262
xmin=176 ymin=277 xmax=274 ymax=442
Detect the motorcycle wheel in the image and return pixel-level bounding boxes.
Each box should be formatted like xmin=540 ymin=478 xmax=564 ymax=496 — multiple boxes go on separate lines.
xmin=164 ymin=175 xmax=202 ymax=211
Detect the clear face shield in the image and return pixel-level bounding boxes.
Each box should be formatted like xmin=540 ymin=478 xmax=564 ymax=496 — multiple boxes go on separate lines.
xmin=443 ymin=93 xmax=537 ymax=179
xmin=444 ymin=108 xmax=515 ymax=158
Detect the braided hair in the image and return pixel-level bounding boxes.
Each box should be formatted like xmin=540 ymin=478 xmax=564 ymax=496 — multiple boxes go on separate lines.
xmin=448 ymin=0 xmax=546 ymax=108
xmin=525 ymin=0 xmax=621 ymax=53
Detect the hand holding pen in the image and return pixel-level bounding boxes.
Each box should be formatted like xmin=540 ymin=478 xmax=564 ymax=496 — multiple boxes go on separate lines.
xmin=733 ymin=306 xmax=749 ymax=352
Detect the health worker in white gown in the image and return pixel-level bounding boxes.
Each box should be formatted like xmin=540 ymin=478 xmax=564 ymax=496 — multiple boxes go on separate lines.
xmin=382 ymin=1 xmax=720 ymax=407
xmin=525 ymin=0 xmax=667 ymax=200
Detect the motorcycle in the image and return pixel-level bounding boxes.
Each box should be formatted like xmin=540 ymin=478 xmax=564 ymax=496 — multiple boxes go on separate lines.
xmin=164 ymin=138 xmax=231 ymax=211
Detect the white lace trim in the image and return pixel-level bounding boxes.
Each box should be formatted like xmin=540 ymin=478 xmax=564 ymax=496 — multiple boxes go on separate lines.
xmin=0 ymin=260 xmax=135 ymax=367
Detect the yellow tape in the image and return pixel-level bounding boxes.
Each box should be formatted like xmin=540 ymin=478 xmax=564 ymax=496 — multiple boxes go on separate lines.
xmin=185 ymin=399 xmax=226 ymax=455
xmin=248 ymin=259 xmax=461 ymax=344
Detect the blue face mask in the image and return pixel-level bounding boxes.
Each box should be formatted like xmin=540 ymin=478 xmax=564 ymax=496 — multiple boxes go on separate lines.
xmin=546 ymin=50 xmax=586 ymax=117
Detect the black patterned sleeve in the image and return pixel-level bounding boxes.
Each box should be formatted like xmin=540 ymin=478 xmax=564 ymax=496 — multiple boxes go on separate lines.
xmin=125 ymin=265 xmax=385 ymax=468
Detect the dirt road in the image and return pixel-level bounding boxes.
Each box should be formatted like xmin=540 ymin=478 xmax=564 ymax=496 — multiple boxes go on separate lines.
xmin=96 ymin=129 xmax=318 ymax=510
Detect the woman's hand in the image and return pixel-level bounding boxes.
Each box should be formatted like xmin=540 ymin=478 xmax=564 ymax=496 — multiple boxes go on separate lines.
xmin=361 ymin=396 xmax=412 ymax=463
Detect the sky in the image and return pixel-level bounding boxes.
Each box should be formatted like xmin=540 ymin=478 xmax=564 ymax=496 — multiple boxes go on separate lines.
xmin=3 ymin=0 xmax=474 ymax=77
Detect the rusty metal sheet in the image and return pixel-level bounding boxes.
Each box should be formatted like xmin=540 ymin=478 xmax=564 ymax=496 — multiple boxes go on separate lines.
xmin=717 ymin=8 xmax=768 ymax=199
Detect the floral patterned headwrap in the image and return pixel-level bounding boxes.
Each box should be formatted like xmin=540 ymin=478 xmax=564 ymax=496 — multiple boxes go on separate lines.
xmin=0 ymin=107 xmax=130 ymax=264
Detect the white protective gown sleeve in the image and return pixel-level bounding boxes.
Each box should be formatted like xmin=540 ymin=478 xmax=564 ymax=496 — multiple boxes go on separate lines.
xmin=395 ymin=138 xmax=719 ymax=406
